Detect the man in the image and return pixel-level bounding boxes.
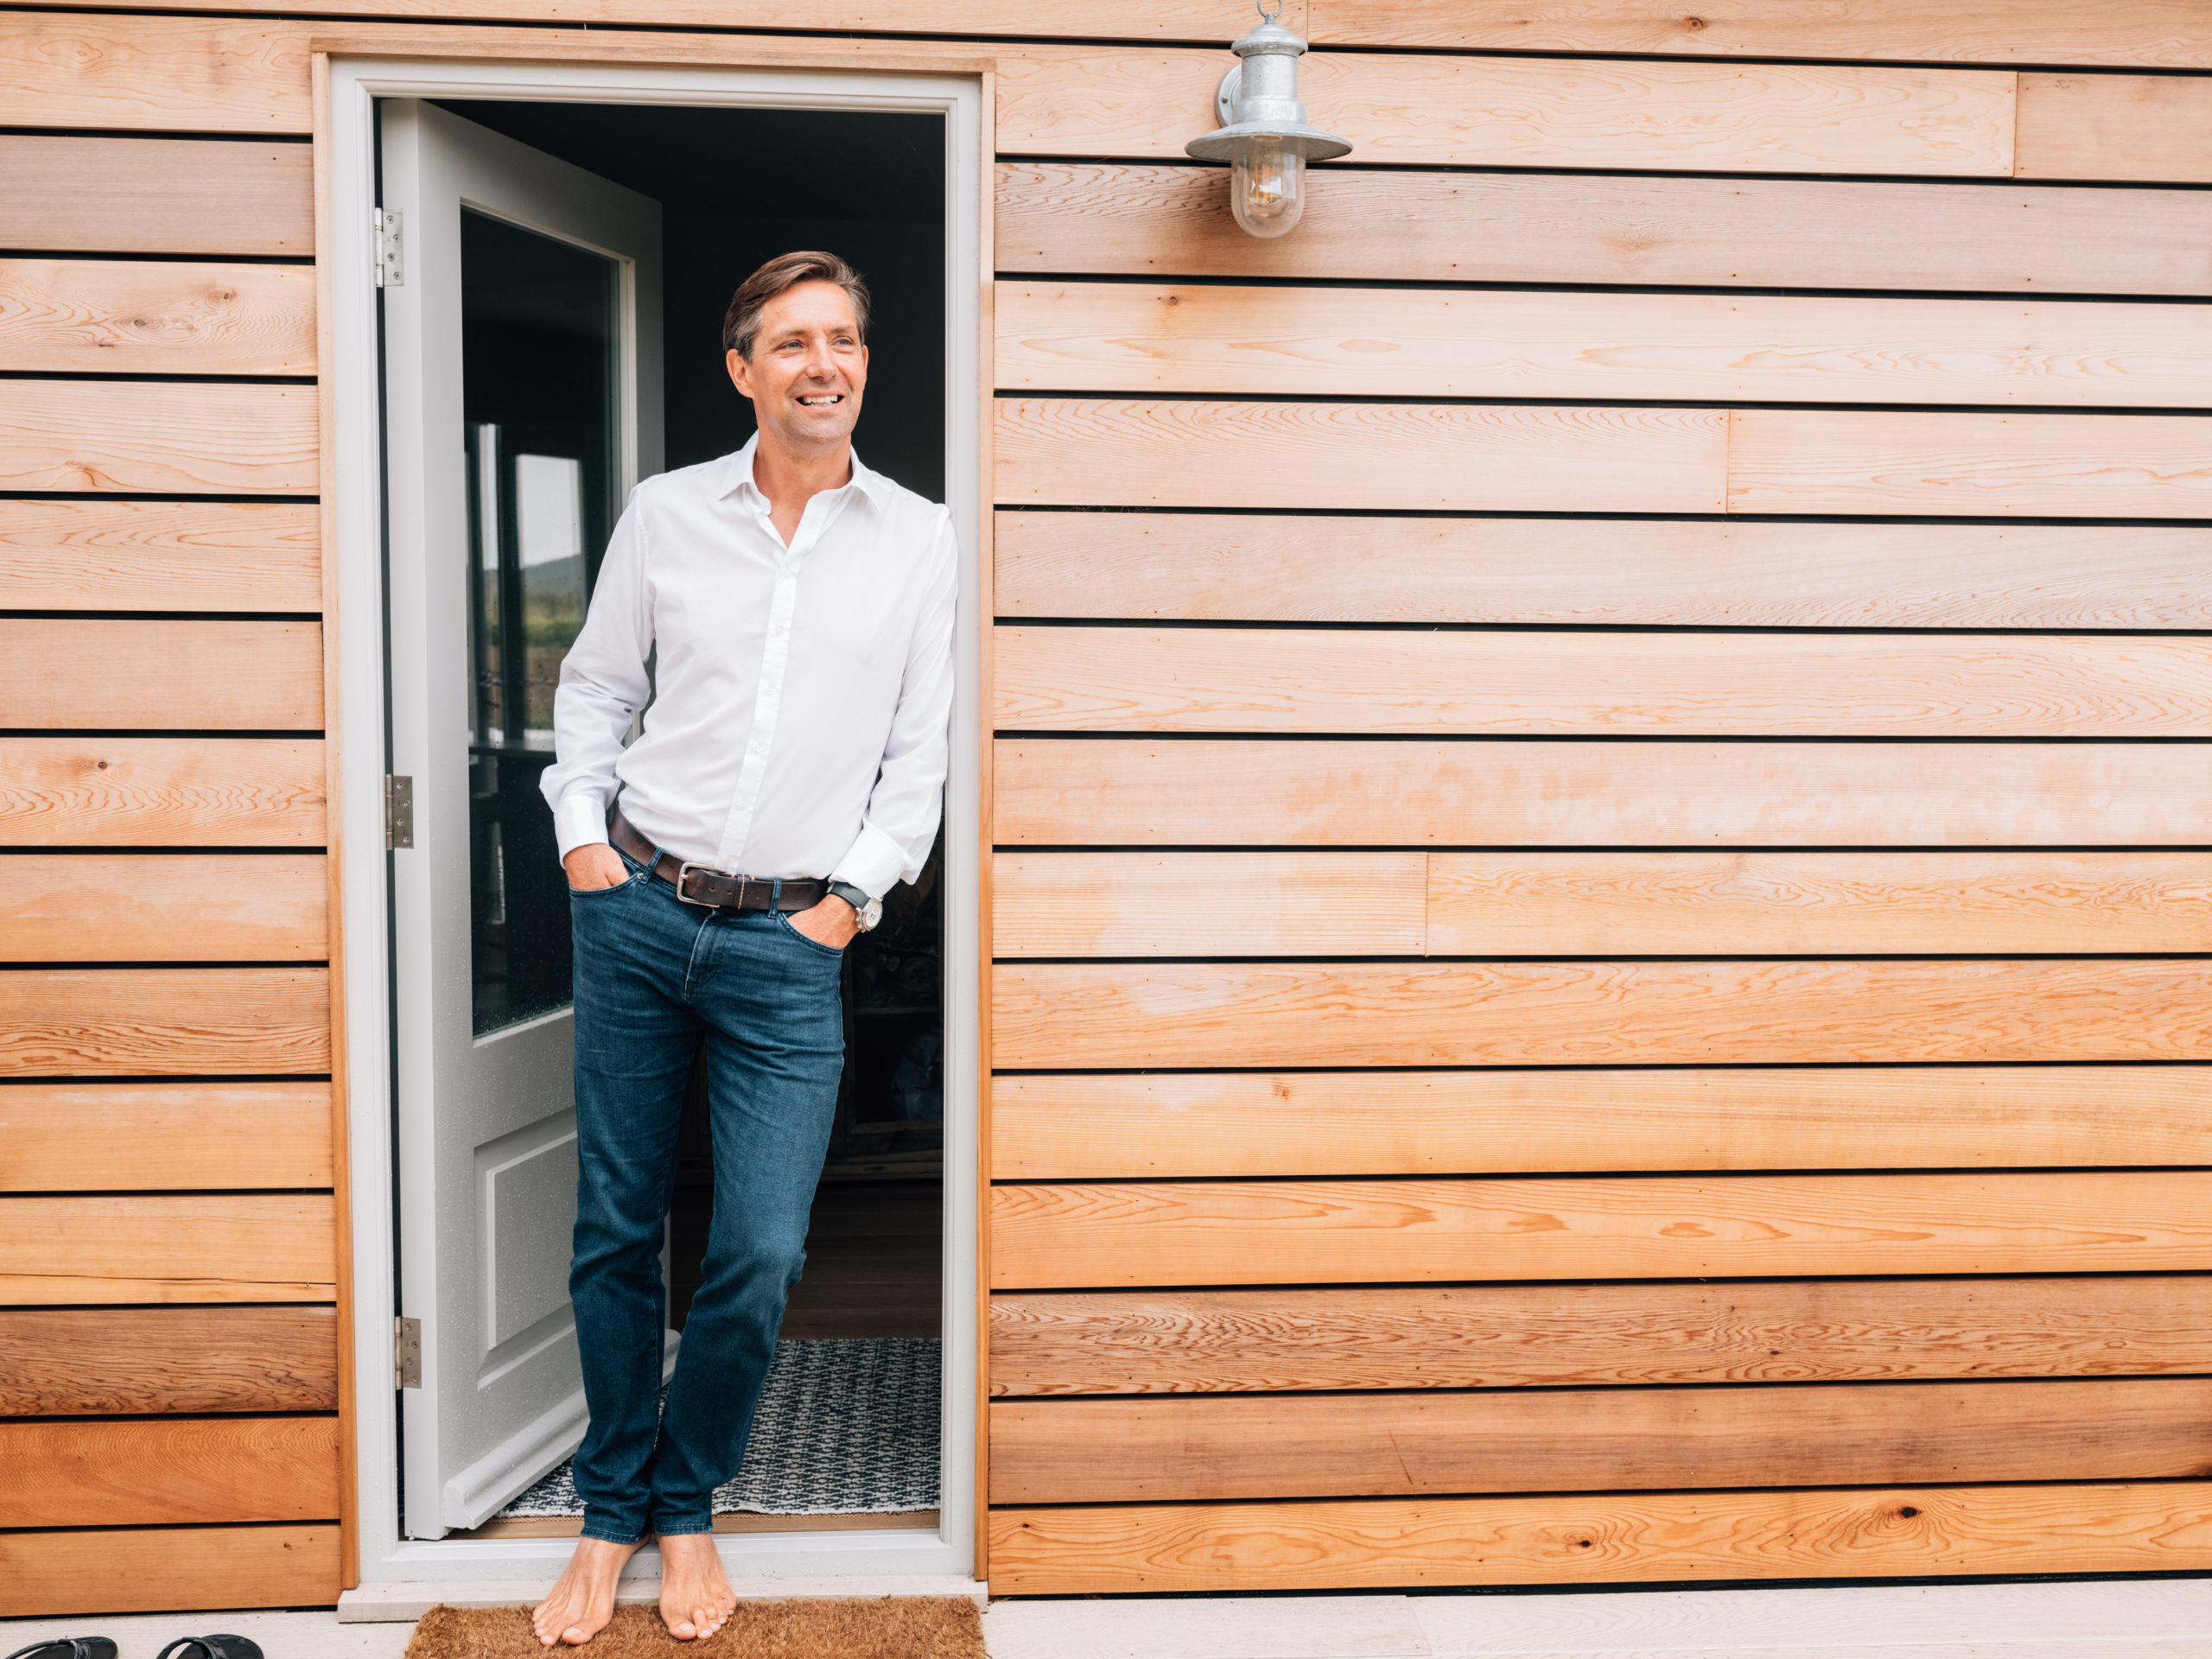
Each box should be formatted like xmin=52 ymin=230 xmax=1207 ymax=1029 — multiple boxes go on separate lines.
xmin=528 ymin=251 xmax=955 ymax=1645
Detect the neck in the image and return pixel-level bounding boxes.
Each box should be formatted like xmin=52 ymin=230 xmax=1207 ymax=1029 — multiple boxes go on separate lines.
xmin=750 ymin=429 xmax=853 ymax=514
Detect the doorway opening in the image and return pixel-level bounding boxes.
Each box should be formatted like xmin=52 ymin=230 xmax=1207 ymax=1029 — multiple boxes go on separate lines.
xmin=347 ymin=63 xmax=979 ymax=1580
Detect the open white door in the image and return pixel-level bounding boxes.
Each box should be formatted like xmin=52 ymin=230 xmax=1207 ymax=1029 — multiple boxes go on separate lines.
xmin=379 ymin=98 xmax=664 ymax=1539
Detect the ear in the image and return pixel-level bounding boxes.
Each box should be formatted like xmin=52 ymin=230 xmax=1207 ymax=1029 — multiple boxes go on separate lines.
xmin=726 ymin=347 xmax=752 ymax=397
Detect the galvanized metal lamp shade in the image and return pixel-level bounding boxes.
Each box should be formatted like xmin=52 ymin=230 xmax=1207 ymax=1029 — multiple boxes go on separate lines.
xmin=1185 ymin=3 xmax=1351 ymax=238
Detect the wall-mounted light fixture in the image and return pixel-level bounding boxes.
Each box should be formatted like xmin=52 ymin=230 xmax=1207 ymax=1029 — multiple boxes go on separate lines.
xmin=1185 ymin=1 xmax=1351 ymax=238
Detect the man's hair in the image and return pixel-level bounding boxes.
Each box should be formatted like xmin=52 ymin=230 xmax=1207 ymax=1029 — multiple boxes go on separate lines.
xmin=721 ymin=251 xmax=871 ymax=361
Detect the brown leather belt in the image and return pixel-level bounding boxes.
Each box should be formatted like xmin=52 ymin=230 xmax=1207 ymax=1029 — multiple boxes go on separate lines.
xmin=609 ymin=811 xmax=828 ymax=913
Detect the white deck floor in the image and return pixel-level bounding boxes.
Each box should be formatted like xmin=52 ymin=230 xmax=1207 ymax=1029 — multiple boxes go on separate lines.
xmin=8 ymin=1579 xmax=2212 ymax=1657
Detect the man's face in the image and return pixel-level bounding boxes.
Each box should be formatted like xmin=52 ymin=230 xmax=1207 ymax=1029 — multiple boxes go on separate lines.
xmin=727 ymin=279 xmax=868 ymax=455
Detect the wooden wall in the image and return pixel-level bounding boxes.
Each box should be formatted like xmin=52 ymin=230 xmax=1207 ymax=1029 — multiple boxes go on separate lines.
xmin=2 ymin=0 xmax=2209 ymax=1613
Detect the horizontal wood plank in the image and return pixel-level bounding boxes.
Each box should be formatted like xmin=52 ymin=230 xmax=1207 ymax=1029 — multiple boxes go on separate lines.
xmin=992 ymin=513 xmax=2212 ymax=629
xmin=994 ymin=958 xmax=2212 ymax=1070
xmin=0 ymin=738 xmax=327 ymax=847
xmin=995 ymin=283 xmax=2212 ymax=408
xmin=0 ymin=1305 xmax=338 ymax=1413
xmin=0 ymin=13 xmax=311 ymax=133
xmin=0 ymin=380 xmax=318 ymax=495
xmin=987 ymin=1482 xmax=2212 ymax=1595
xmin=2018 ymin=72 xmax=2212 ymax=183
xmin=994 ymin=739 xmax=2212 ymax=847
xmin=1427 ymin=851 xmax=2212 ymax=956
xmin=988 ymin=1276 xmax=2212 ymax=1395
xmin=989 ymin=1377 xmax=2212 ymax=1504
xmin=0 ymin=967 xmax=330 ymax=1077
xmin=0 ymin=1081 xmax=332 ymax=1190
xmin=997 ymin=162 xmax=2212 ymax=296
xmin=995 ymin=627 xmax=2212 ymax=737
xmin=997 ymin=50 xmax=2015 ymax=175
xmin=0 ymin=134 xmax=313 ymax=257
xmin=0 ymin=500 xmax=321 ymax=611
xmin=995 ymin=400 xmax=1727 ymax=512
xmin=994 ymin=852 xmax=1426 ymax=957
xmin=0 ymin=258 xmax=314 ymax=375
xmin=0 ymin=1414 xmax=339 ymax=1527
xmin=988 ymin=1172 xmax=2212 ymax=1289
xmin=0 ymin=855 xmax=327 ymax=963
xmin=991 ymin=1066 xmax=2212 ymax=1180
xmin=0 ymin=620 xmax=323 ymax=730
xmin=0 ymin=1192 xmax=335 ymax=1304
xmin=0 ymin=1522 xmax=339 ymax=1617
xmin=1729 ymin=409 xmax=2212 ymax=518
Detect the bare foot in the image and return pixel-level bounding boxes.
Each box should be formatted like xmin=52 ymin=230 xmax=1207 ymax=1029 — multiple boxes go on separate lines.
xmin=658 ymin=1531 xmax=736 ymax=1641
xmin=531 ymin=1535 xmax=643 ymax=1646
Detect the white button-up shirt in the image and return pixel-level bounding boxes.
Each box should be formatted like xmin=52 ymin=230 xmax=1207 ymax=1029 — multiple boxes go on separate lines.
xmin=541 ymin=437 xmax=956 ymax=899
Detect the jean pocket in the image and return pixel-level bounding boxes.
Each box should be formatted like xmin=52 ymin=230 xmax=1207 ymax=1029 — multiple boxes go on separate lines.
xmin=772 ymin=908 xmax=846 ymax=958
xmin=568 ymin=850 xmax=645 ymax=898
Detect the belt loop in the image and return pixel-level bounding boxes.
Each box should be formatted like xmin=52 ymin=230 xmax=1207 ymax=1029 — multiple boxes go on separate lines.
xmin=770 ymin=877 xmax=783 ymax=913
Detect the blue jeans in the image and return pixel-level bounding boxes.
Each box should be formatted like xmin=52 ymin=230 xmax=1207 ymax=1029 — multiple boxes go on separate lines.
xmin=566 ymin=847 xmax=846 ymax=1543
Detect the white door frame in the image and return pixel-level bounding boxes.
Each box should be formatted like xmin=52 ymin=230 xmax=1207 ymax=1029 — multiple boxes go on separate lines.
xmin=325 ymin=54 xmax=985 ymax=1586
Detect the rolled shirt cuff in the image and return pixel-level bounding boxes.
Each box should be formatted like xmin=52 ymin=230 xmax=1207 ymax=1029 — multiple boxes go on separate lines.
xmin=827 ymin=823 xmax=908 ymax=902
xmin=553 ymin=791 xmax=613 ymax=862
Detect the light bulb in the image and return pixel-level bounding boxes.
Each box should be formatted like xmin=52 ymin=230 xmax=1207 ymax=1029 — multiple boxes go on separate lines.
xmin=1230 ymin=135 xmax=1303 ymax=238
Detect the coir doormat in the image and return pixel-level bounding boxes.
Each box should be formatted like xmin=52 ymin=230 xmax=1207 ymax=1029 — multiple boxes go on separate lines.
xmin=404 ymin=1599 xmax=983 ymax=1659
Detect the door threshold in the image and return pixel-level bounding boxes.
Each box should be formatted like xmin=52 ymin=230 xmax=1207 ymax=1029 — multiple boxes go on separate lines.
xmin=457 ymin=1510 xmax=940 ymax=1538
xmin=338 ymin=1570 xmax=985 ymax=1622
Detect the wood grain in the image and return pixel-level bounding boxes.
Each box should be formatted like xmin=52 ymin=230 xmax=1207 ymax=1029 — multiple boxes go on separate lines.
xmin=0 ymin=855 xmax=327 ymax=963
xmin=0 ymin=13 xmax=311 ymax=133
xmin=0 ymin=258 xmax=314 ymax=375
xmin=995 ymin=400 xmax=1727 ymax=512
xmin=993 ymin=513 xmax=2212 ymax=629
xmin=0 ymin=967 xmax=330 ymax=1077
xmin=989 ymin=1377 xmax=2212 ymax=1504
xmin=0 ymin=1306 xmax=338 ymax=1414
xmin=987 ymin=1482 xmax=2212 ymax=1595
xmin=0 ymin=135 xmax=313 ymax=257
xmin=997 ymin=50 xmax=2016 ymax=175
xmin=995 ymin=283 xmax=2212 ymax=408
xmin=2018 ymin=72 xmax=2212 ymax=183
xmin=0 ymin=738 xmax=327 ymax=847
xmin=996 ymin=162 xmax=2212 ymax=296
xmin=1426 ymin=852 xmax=2212 ymax=957
xmin=994 ymin=739 xmax=2212 ymax=848
xmin=993 ymin=958 xmax=2212 ymax=1070
xmin=991 ymin=1067 xmax=2212 ymax=1180
xmin=0 ymin=380 xmax=318 ymax=495
xmin=0 ymin=500 xmax=321 ymax=612
xmin=0 ymin=620 xmax=323 ymax=730
xmin=1300 ymin=2 xmax=2212 ymax=67
xmin=0 ymin=1414 xmax=339 ymax=1526
xmin=1729 ymin=409 xmax=2212 ymax=518
xmin=0 ymin=1082 xmax=333 ymax=1190
xmin=0 ymin=1193 xmax=336 ymax=1303
xmin=995 ymin=627 xmax=2212 ymax=737
xmin=988 ymin=1172 xmax=2212 ymax=1289
xmin=993 ymin=852 xmax=1426 ymax=957
xmin=988 ymin=1277 xmax=2212 ymax=1395
xmin=0 ymin=1522 xmax=339 ymax=1617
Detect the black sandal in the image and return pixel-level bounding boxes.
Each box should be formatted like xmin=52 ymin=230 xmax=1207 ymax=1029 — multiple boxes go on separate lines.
xmin=156 ymin=1640 xmax=264 ymax=1659
xmin=7 ymin=1642 xmax=117 ymax=1659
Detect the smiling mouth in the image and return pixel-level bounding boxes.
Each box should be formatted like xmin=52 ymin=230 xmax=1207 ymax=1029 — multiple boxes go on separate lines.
xmin=797 ymin=392 xmax=845 ymax=407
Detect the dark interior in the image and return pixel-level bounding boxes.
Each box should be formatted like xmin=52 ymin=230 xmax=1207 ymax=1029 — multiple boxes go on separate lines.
xmin=437 ymin=98 xmax=948 ymax=1364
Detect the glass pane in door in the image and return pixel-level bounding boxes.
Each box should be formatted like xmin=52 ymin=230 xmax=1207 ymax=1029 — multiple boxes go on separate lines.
xmin=462 ymin=208 xmax=620 ymax=1034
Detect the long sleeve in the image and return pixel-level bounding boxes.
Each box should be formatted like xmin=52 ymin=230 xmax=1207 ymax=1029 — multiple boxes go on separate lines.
xmin=828 ymin=510 xmax=957 ymax=899
xmin=540 ymin=493 xmax=655 ymax=860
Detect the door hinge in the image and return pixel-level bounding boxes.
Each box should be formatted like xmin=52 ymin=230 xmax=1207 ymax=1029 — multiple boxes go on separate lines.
xmin=394 ymin=1315 xmax=422 ymax=1389
xmin=374 ymin=207 xmax=404 ymax=288
xmin=385 ymin=774 xmax=414 ymax=849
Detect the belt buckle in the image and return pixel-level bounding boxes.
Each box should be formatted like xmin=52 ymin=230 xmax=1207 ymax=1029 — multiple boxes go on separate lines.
xmin=675 ymin=861 xmax=746 ymax=909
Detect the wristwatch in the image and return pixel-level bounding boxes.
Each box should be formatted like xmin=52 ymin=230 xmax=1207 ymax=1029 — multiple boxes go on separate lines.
xmin=829 ymin=880 xmax=883 ymax=932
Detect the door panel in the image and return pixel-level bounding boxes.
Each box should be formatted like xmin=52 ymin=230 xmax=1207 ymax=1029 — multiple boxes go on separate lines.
xmin=380 ymin=97 xmax=664 ymax=1539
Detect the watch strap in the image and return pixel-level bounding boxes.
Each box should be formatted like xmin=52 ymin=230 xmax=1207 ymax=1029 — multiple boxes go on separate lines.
xmin=829 ymin=880 xmax=877 ymax=923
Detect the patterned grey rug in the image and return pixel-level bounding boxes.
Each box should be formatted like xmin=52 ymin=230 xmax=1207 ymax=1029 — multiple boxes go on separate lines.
xmin=499 ymin=1337 xmax=941 ymax=1517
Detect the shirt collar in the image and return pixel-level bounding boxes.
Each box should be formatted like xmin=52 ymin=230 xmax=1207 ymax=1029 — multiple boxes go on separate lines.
xmin=720 ymin=434 xmax=888 ymax=510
